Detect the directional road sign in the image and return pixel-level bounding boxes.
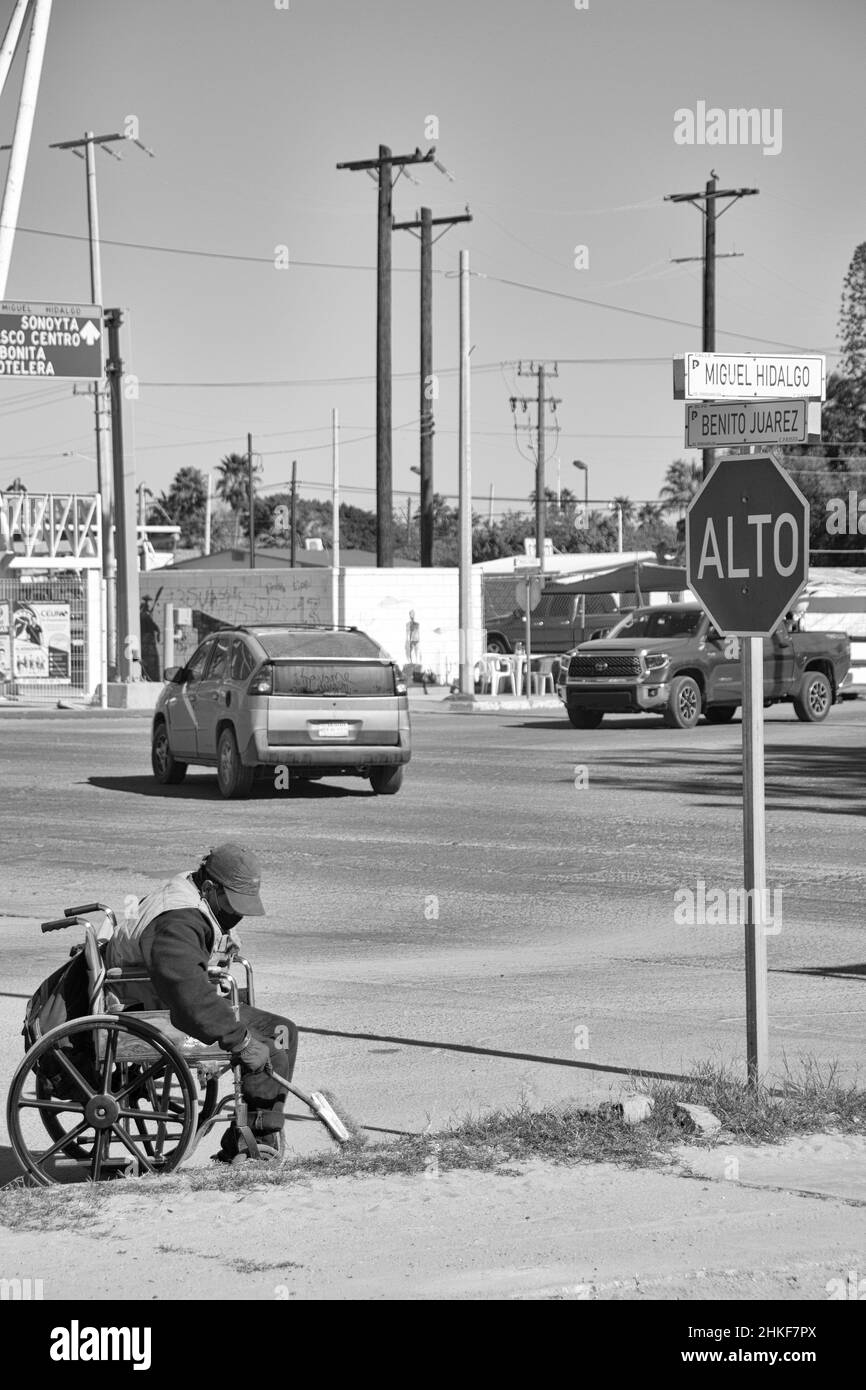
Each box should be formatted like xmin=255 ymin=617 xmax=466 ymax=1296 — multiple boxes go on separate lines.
xmin=674 ymin=353 xmax=825 ymax=402
xmin=0 ymin=300 xmax=103 ymax=379
xmin=685 ymin=453 xmax=809 ymax=636
xmin=685 ymin=399 xmax=808 ymax=449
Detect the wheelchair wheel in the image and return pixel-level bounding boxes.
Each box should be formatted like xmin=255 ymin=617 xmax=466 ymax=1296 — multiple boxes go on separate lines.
xmin=7 ymin=1014 xmax=198 ymax=1187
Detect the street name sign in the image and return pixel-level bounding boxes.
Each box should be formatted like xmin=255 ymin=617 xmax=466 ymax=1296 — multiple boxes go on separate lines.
xmin=0 ymin=300 xmax=104 ymax=379
xmin=685 ymin=453 xmax=809 ymax=637
xmin=673 ymin=353 xmax=825 ymax=402
xmin=685 ymin=399 xmax=808 ymax=449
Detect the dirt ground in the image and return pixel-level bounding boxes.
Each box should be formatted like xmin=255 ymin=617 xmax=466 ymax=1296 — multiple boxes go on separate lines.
xmin=4 ymin=1134 xmax=866 ymax=1301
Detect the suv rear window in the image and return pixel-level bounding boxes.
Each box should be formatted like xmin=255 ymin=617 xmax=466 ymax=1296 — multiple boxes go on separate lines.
xmin=271 ymin=660 xmax=396 ymax=697
xmin=247 ymin=629 xmax=385 ymax=659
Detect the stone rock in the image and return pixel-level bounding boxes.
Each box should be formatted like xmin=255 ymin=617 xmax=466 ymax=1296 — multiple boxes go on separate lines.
xmin=675 ymin=1102 xmax=722 ymax=1136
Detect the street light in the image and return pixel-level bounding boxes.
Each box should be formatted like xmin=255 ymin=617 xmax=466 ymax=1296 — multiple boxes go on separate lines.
xmin=572 ymin=460 xmax=589 ymax=529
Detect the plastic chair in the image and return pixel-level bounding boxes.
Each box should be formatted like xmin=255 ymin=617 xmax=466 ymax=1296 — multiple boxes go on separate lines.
xmin=477 ymin=655 xmax=516 ymax=695
xmin=530 ymin=658 xmax=556 ymax=695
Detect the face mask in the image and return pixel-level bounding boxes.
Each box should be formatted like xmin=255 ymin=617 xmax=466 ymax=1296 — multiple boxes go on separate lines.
xmin=203 ymin=881 xmax=243 ymax=932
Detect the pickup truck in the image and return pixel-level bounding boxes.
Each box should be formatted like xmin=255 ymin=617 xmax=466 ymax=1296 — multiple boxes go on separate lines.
xmin=558 ymin=603 xmax=850 ymax=729
xmin=485 ymin=588 xmax=620 ymax=654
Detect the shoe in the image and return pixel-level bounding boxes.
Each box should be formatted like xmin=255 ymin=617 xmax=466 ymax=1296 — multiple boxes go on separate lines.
xmin=212 ymin=1119 xmax=285 ymax=1164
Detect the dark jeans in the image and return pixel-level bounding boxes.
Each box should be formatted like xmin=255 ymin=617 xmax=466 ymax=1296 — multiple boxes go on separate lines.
xmin=236 ymin=1004 xmax=298 ymax=1122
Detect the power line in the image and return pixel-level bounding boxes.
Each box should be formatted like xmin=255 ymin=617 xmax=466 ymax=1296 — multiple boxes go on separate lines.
xmin=7 ymin=225 xmax=839 ymax=355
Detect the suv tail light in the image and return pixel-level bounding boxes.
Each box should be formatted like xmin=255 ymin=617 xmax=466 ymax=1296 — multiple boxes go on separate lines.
xmin=248 ymin=664 xmax=273 ymax=695
xmin=394 ymin=666 xmax=407 ymax=696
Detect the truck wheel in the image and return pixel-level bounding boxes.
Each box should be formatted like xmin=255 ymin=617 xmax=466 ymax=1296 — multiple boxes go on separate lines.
xmin=663 ymin=676 xmax=701 ymax=729
xmin=486 ymin=635 xmax=510 ymax=654
xmin=793 ymin=670 xmax=832 ymax=723
xmin=152 ymin=722 xmax=187 ymax=785
xmin=567 ymin=707 xmax=604 ymax=729
xmin=216 ymin=728 xmax=256 ymax=798
xmin=370 ymin=765 xmax=403 ymax=795
xmin=705 ymin=706 xmax=736 ymax=724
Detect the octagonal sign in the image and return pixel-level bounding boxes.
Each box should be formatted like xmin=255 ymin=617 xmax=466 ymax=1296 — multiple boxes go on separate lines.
xmin=685 ymin=453 xmax=810 ymax=636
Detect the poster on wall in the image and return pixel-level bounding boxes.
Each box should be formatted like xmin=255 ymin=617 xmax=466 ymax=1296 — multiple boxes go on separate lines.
xmin=0 ymin=601 xmax=10 ymax=680
xmin=11 ymin=602 xmax=71 ymax=679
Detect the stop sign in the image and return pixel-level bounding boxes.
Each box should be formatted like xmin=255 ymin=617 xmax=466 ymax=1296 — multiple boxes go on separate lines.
xmin=686 ymin=453 xmax=809 ymax=636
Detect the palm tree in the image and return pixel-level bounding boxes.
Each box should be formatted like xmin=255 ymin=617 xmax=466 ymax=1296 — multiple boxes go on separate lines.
xmin=611 ymin=494 xmax=635 ymax=528
xmin=216 ymin=452 xmax=259 ymax=547
xmin=659 ymin=458 xmax=701 ymax=515
xmin=636 ymin=501 xmax=664 ymax=529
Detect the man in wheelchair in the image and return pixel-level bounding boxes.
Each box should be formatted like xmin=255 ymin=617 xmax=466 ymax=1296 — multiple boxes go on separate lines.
xmin=106 ymin=842 xmax=297 ymax=1161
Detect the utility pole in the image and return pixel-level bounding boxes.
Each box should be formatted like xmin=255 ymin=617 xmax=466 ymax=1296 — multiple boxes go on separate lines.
xmin=248 ymin=432 xmax=255 ymax=570
xmin=665 ymin=172 xmax=759 ymax=479
xmin=50 ymin=125 xmax=154 ymax=672
xmin=458 ymin=249 xmax=472 ymax=696
xmin=510 ymin=362 xmax=561 ymax=576
xmin=332 ymin=408 xmax=340 ymax=629
xmin=290 ymin=460 xmax=297 ymax=568
xmin=104 ymin=308 xmax=140 ymax=682
xmin=203 ymin=472 xmax=212 ymax=556
xmin=336 ymin=144 xmax=437 ymax=567
xmin=393 ymin=204 xmax=472 ymax=567
xmin=0 ymin=0 xmax=52 ymax=299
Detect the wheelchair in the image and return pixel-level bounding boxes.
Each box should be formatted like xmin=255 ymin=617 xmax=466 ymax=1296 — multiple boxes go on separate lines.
xmin=7 ymin=903 xmax=351 ymax=1186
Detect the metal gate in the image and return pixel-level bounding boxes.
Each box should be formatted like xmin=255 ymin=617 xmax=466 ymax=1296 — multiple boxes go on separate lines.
xmin=0 ymin=572 xmax=95 ymax=704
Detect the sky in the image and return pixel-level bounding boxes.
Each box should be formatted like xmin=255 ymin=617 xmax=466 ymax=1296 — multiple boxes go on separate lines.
xmin=0 ymin=0 xmax=863 ymax=526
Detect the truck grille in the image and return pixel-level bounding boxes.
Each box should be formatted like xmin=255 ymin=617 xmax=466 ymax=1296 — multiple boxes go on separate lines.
xmin=569 ymin=653 xmax=641 ymax=679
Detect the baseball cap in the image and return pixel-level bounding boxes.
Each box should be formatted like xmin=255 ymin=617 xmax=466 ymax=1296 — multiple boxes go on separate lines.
xmin=204 ymin=842 xmax=265 ymax=916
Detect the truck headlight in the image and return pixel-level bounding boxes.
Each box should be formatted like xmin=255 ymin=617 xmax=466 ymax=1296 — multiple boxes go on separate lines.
xmin=644 ymin=652 xmax=670 ymax=673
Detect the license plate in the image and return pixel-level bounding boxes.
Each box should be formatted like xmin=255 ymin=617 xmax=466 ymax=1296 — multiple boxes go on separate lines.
xmin=316 ymin=722 xmax=350 ymax=738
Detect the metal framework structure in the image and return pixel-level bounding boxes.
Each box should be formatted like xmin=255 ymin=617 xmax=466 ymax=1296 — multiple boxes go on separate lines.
xmin=0 ymin=491 xmax=102 ymax=568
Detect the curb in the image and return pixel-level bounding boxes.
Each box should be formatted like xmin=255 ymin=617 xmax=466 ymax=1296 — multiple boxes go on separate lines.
xmin=0 ymin=704 xmax=153 ymax=719
xmin=445 ymin=695 xmax=564 ymax=714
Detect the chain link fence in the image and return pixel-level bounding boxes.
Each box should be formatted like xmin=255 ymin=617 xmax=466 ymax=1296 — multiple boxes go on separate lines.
xmin=0 ymin=573 xmax=93 ymax=705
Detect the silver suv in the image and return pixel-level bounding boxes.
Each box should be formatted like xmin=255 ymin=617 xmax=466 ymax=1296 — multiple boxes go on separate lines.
xmin=151 ymin=624 xmax=411 ymax=798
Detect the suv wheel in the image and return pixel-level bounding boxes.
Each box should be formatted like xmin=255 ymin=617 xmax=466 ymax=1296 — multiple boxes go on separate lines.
xmin=793 ymin=670 xmax=832 ymax=723
xmin=663 ymin=676 xmax=701 ymax=729
xmin=567 ymin=706 xmax=604 ymax=729
xmin=486 ymin=636 xmax=510 ymax=655
xmin=370 ymin=765 xmax=403 ymax=795
xmin=216 ymin=728 xmax=256 ymax=799
xmin=152 ymin=722 xmax=187 ymax=785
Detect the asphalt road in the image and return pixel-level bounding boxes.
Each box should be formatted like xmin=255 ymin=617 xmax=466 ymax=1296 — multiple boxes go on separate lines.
xmin=1 ymin=699 xmax=864 ymax=1172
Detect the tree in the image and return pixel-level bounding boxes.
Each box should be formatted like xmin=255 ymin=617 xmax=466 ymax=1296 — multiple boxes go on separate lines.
xmin=216 ymin=452 xmax=260 ymax=546
xmin=159 ymin=466 xmax=207 ymax=546
xmin=659 ymin=458 xmax=701 ymax=514
xmin=838 ymin=242 xmax=866 ymax=382
xmin=611 ymin=494 xmax=635 ymax=529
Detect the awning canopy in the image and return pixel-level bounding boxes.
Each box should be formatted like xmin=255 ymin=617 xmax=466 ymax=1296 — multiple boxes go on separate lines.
xmin=548 ymin=561 xmax=688 ymax=596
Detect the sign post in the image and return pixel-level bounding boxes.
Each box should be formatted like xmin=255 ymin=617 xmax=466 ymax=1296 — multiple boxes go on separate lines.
xmin=685 ymin=452 xmax=810 ymax=1086
xmin=514 ymin=560 xmax=542 ymax=697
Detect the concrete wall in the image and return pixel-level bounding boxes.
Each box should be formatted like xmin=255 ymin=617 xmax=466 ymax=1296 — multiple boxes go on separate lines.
xmin=139 ymin=566 xmax=483 ymax=684
xmin=341 ymin=568 xmax=483 ymax=686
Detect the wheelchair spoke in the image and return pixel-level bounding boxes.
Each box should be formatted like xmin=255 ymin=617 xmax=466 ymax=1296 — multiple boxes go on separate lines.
xmin=19 ymin=1096 xmax=86 ymax=1114
xmin=113 ymin=1059 xmax=165 ymax=1104
xmin=48 ymin=1047 xmax=97 ymax=1101
xmin=108 ymin=1120 xmax=157 ymax=1174
xmin=117 ymin=1107 xmax=185 ymax=1125
xmin=146 ymin=1075 xmax=172 ymax=1157
xmin=99 ymin=1026 xmax=118 ymax=1091
xmin=34 ymin=1119 xmax=91 ymax=1168
xmin=90 ymin=1128 xmax=108 ymax=1182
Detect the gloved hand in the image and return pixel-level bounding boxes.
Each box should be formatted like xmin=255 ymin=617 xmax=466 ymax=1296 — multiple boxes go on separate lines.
xmin=230 ymin=1032 xmax=270 ymax=1073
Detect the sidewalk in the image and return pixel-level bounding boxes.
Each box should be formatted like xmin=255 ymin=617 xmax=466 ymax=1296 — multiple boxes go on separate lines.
xmin=4 ymin=1132 xmax=865 ymax=1300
